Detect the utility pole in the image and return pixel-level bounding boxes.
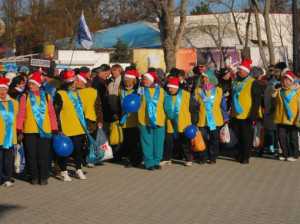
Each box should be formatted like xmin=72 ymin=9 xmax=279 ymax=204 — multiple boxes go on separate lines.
xmin=292 ymin=0 xmax=300 ymax=73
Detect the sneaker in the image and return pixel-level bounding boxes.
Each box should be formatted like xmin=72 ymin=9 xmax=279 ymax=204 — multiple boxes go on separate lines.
xmin=87 ymin=163 xmax=95 ymax=168
xmin=154 ymin=165 xmax=162 ymax=170
xmin=185 ymin=161 xmax=193 ymax=167
xmin=287 ymin=157 xmax=297 ymax=162
xmin=61 ymin=171 xmax=72 ymax=182
xmin=76 ymin=169 xmax=87 ymax=180
xmin=40 ymin=179 xmax=48 ymax=185
xmin=279 ymin=156 xmax=286 ymax=161
xmin=31 ymin=179 xmax=39 ymax=185
xmin=160 ymin=160 xmax=172 ymax=166
xmin=3 ymin=181 xmax=14 ymax=187
xmin=146 ymin=166 xmax=155 ymax=171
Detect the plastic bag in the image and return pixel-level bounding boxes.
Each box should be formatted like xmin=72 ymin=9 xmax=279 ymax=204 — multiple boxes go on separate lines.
xmin=100 ymin=142 xmax=113 ymax=161
xmin=220 ymin=124 xmax=230 ymax=144
xmin=109 ymin=121 xmax=124 ymax=145
xmin=14 ymin=143 xmax=25 ymax=174
xmin=86 ymin=129 xmax=106 ymax=164
xmin=221 ymin=126 xmax=238 ymax=149
xmin=191 ymin=131 xmax=206 ymax=152
xmin=253 ymin=122 xmax=264 ymax=148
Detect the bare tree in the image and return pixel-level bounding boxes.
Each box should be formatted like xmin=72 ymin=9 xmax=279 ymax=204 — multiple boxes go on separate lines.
xmin=292 ymin=0 xmax=300 ymax=72
xmin=242 ymin=6 xmax=252 ymax=59
xmin=263 ymin=0 xmax=275 ymax=65
xmin=271 ymin=14 xmax=292 ymax=61
xmin=252 ymin=0 xmax=268 ymax=68
xmin=1 ymin=0 xmax=23 ymax=50
xmin=200 ymin=14 xmax=232 ymax=68
xmin=208 ymin=0 xmax=253 ymax=59
xmin=100 ymin=0 xmax=156 ymax=27
xmin=209 ymin=0 xmax=243 ymax=45
xmin=150 ymin=0 xmax=189 ymax=71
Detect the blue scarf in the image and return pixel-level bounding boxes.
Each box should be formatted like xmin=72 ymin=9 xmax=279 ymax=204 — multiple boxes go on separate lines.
xmin=200 ymin=88 xmax=217 ymax=131
xmin=144 ymin=86 xmax=160 ymax=128
xmin=0 ymin=100 xmax=14 ymax=149
xmin=67 ymin=90 xmax=87 ymax=132
xmin=280 ymin=89 xmax=297 ymax=121
xmin=29 ymin=91 xmax=51 ymax=138
xmin=232 ymin=77 xmax=250 ymax=115
xmin=164 ymin=89 xmax=183 ymax=134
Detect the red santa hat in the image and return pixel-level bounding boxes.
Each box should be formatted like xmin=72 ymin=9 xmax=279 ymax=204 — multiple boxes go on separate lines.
xmin=124 ymin=69 xmax=140 ymax=79
xmin=0 ymin=77 xmax=10 ymax=89
xmin=167 ymin=77 xmax=180 ymax=89
xmin=143 ymin=71 xmax=158 ymax=83
xmin=62 ymin=70 xmax=76 ymax=83
xmin=238 ymin=59 xmax=252 ymax=74
xmin=77 ymin=71 xmax=89 ymax=84
xmin=284 ymin=70 xmax=296 ymax=82
xmin=29 ymin=71 xmax=42 ymax=87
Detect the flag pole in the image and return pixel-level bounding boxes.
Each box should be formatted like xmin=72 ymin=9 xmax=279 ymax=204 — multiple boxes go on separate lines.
xmin=68 ymin=26 xmax=78 ymax=68
xmin=68 ymin=11 xmax=83 ymax=68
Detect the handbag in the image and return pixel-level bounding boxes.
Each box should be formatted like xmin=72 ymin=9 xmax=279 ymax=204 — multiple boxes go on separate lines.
xmin=109 ymin=121 xmax=124 ymax=145
xmin=191 ymin=131 xmax=206 ymax=152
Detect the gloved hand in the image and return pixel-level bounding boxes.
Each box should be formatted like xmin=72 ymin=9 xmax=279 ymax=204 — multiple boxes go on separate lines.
xmin=52 ymin=130 xmax=60 ymax=135
xmin=17 ymin=130 xmax=23 ymax=143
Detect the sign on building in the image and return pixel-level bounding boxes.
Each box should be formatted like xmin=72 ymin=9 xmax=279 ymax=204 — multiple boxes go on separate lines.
xmin=30 ymin=59 xmax=51 ymax=68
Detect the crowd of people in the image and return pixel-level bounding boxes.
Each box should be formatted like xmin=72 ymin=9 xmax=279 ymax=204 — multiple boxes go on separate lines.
xmin=0 ymin=58 xmax=299 ymax=188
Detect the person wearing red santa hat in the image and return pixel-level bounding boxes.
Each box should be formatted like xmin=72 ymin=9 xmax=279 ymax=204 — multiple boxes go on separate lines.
xmin=54 ymin=70 xmax=89 ymax=181
xmin=273 ymin=70 xmax=300 ymax=162
xmin=138 ymin=71 xmax=166 ymax=170
xmin=117 ymin=68 xmax=142 ymax=167
xmin=0 ymin=77 xmax=20 ymax=187
xmin=17 ymin=71 xmax=58 ymax=185
xmin=162 ymin=76 xmax=193 ymax=166
xmin=76 ymin=68 xmax=103 ymax=167
xmin=194 ymin=68 xmax=227 ymax=165
xmin=231 ymin=59 xmax=258 ymax=164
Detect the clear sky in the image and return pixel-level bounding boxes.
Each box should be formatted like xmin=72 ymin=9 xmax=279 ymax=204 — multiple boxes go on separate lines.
xmin=181 ymin=0 xmax=249 ymax=12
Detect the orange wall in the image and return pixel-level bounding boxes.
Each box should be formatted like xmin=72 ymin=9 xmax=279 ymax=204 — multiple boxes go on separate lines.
xmin=176 ymin=48 xmax=197 ymax=73
xmin=133 ymin=48 xmax=197 ymax=74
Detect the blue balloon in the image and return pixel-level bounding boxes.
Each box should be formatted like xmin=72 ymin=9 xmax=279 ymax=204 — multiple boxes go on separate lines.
xmin=184 ymin=125 xmax=198 ymax=139
xmin=122 ymin=94 xmax=141 ymax=113
xmin=53 ymin=134 xmax=74 ymax=157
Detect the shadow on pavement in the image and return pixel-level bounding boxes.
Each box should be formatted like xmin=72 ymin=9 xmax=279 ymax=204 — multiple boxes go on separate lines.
xmin=0 ymin=204 xmax=23 ymax=220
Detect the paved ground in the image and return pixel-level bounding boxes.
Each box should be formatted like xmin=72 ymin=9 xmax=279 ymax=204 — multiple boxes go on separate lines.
xmin=1 ymin=157 xmax=300 ymax=224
